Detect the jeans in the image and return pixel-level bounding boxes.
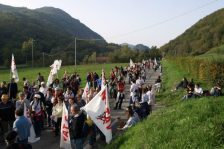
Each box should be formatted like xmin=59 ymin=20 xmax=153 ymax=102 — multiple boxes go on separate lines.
xmin=71 ymin=138 xmax=84 ymax=149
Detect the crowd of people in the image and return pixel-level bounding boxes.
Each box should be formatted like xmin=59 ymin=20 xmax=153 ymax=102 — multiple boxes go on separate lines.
xmin=0 ymin=59 xmax=161 ymax=149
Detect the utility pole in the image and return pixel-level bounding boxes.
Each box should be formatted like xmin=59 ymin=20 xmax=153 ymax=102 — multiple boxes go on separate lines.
xmin=32 ymin=39 xmax=34 ymax=68
xmin=42 ymin=52 xmax=45 ymax=67
xmin=75 ymin=37 xmax=77 ymax=68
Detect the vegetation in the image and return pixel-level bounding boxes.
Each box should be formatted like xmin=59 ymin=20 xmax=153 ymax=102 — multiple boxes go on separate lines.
xmin=0 ymin=4 xmax=160 ymax=67
xmin=161 ymin=8 xmax=224 ymax=56
xmin=107 ymin=59 xmax=224 ymax=149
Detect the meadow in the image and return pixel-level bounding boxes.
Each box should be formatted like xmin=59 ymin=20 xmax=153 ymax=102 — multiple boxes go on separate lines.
xmin=106 ymin=59 xmax=224 ymax=149
xmin=0 ymin=63 xmax=127 ymax=90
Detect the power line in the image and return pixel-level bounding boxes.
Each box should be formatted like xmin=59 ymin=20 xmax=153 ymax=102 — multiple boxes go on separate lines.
xmin=109 ymin=0 xmax=219 ymax=39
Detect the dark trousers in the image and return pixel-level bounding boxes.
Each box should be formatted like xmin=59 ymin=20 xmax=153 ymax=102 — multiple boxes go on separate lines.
xmin=55 ymin=118 xmax=62 ymax=136
xmin=114 ymin=92 xmax=124 ymax=109
xmin=33 ymin=116 xmax=42 ymax=137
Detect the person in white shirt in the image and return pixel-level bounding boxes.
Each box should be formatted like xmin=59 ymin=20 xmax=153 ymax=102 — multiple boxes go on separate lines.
xmin=39 ymin=82 xmax=47 ymax=96
xmin=63 ymin=87 xmax=74 ymax=102
xmin=140 ymin=88 xmax=150 ymax=118
xmin=136 ymin=76 xmax=144 ymax=100
xmin=194 ymin=84 xmax=203 ymax=97
xmin=146 ymin=85 xmax=155 ymax=113
xmin=129 ymin=79 xmax=139 ymax=106
xmin=15 ymin=92 xmax=30 ymax=111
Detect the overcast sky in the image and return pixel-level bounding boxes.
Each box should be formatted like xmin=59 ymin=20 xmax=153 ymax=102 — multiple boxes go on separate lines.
xmin=0 ymin=0 xmax=224 ymax=47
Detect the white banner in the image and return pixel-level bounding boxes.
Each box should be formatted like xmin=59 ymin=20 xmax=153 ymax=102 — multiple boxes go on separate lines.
xmin=82 ymin=86 xmax=112 ymax=143
xmin=11 ymin=54 xmax=19 ymax=82
xmin=60 ymin=102 xmax=72 ymax=149
xmin=47 ymin=60 xmax=62 ymax=87
xmin=130 ymin=59 xmax=135 ymax=67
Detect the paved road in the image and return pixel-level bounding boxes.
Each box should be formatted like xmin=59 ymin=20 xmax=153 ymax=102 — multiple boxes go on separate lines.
xmin=0 ymin=68 xmax=161 ymax=149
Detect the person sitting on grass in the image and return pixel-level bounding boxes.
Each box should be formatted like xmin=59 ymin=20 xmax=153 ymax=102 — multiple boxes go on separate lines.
xmin=194 ymin=84 xmax=203 ymax=98
xmin=174 ymin=77 xmax=188 ymax=91
xmin=182 ymin=84 xmax=194 ymax=100
xmin=210 ymin=81 xmax=222 ymax=96
xmin=117 ymin=106 xmax=139 ymax=131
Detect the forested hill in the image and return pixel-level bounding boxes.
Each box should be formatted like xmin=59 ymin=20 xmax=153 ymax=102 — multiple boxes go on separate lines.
xmin=160 ymin=8 xmax=224 ymax=56
xmin=0 ymin=4 xmax=104 ymax=65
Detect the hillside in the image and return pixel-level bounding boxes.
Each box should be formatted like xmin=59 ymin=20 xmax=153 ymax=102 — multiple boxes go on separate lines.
xmin=0 ymin=4 xmax=105 ymax=65
xmin=161 ymin=8 xmax=224 ymax=56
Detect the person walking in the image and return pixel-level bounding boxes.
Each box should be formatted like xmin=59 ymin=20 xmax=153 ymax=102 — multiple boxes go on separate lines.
xmin=13 ymin=109 xmax=31 ymax=143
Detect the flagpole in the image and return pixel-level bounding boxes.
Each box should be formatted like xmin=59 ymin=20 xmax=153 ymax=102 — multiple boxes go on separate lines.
xmin=8 ymin=54 xmax=12 ymax=100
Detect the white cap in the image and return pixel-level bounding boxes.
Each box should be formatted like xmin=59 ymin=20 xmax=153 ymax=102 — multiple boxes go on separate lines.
xmin=34 ymin=94 xmax=41 ymax=99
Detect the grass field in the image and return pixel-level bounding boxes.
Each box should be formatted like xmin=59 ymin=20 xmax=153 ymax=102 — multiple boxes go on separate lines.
xmin=0 ymin=63 xmax=127 ymax=90
xmin=106 ymin=59 xmax=224 ymax=149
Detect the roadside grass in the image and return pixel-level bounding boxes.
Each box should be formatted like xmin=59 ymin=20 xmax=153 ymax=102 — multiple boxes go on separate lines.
xmin=106 ymin=59 xmax=224 ymax=149
xmin=0 ymin=63 xmax=127 ymax=90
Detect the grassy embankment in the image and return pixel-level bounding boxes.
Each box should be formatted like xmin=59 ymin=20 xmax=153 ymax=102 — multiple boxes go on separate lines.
xmin=107 ymin=59 xmax=224 ymax=149
xmin=0 ymin=63 xmax=127 ymax=90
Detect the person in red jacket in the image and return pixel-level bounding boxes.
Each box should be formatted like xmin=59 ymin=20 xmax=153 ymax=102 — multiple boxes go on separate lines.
xmin=114 ymin=78 xmax=125 ymax=110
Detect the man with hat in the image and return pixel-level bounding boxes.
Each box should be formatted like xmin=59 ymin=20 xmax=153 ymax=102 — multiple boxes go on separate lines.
xmin=29 ymin=85 xmax=45 ymax=104
xmin=0 ymin=94 xmax=15 ymax=143
xmin=30 ymin=94 xmax=44 ymax=137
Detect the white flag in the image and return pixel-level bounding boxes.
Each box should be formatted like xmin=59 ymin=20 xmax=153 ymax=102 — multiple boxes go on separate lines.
xmin=82 ymin=86 xmax=112 ymax=143
xmin=154 ymin=58 xmax=158 ymax=66
xmin=46 ymin=60 xmax=62 ymax=87
xmin=11 ymin=54 xmax=19 ymax=82
xmin=130 ymin=59 xmax=135 ymax=67
xmin=82 ymin=82 xmax=89 ymax=102
xmin=60 ymin=102 xmax=72 ymax=149
xmin=23 ymin=103 xmax=40 ymax=143
xmin=101 ymin=69 xmax=106 ymax=89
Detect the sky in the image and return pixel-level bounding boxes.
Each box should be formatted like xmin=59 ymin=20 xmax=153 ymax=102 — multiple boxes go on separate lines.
xmin=0 ymin=0 xmax=224 ymax=47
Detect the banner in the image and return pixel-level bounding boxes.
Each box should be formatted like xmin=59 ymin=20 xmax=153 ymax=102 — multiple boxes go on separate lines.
xmin=82 ymin=86 xmax=112 ymax=143
xmin=130 ymin=59 xmax=135 ymax=67
xmin=11 ymin=54 xmax=19 ymax=82
xmin=60 ymin=102 xmax=72 ymax=149
xmin=101 ymin=69 xmax=105 ymax=89
xmin=47 ymin=60 xmax=62 ymax=87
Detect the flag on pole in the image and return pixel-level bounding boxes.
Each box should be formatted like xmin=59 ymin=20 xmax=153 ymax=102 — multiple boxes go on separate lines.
xmin=23 ymin=103 xmax=40 ymax=143
xmin=60 ymin=102 xmax=72 ymax=149
xmin=130 ymin=59 xmax=135 ymax=67
xmin=101 ymin=69 xmax=105 ymax=89
xmin=47 ymin=60 xmax=62 ymax=87
xmin=11 ymin=54 xmax=19 ymax=82
xmin=82 ymin=82 xmax=89 ymax=102
xmin=154 ymin=58 xmax=158 ymax=66
xmin=82 ymin=86 xmax=112 ymax=143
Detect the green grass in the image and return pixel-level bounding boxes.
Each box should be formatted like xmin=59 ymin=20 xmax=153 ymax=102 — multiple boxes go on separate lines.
xmin=0 ymin=63 xmax=127 ymax=90
xmin=106 ymin=59 xmax=224 ymax=149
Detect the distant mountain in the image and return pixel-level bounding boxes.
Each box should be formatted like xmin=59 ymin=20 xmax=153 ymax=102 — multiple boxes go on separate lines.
xmin=160 ymin=8 xmax=224 ymax=56
xmin=135 ymin=44 xmax=150 ymax=51
xmin=0 ymin=4 xmax=105 ymax=65
xmin=121 ymin=43 xmax=150 ymax=51
xmin=120 ymin=43 xmax=135 ymax=49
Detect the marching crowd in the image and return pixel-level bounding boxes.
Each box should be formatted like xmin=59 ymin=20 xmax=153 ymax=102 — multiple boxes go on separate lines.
xmin=0 ymin=59 xmax=160 ymax=149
